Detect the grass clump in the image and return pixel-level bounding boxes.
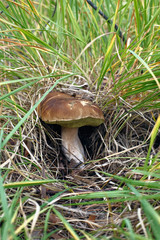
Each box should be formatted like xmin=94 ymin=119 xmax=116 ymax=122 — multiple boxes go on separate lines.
xmin=0 ymin=0 xmax=160 ymax=239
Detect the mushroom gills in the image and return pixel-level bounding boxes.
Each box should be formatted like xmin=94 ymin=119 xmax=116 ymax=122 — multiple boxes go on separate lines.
xmin=61 ymin=127 xmax=85 ymax=168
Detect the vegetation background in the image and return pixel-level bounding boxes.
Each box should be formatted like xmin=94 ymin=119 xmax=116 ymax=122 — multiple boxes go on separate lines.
xmin=0 ymin=0 xmax=160 ymax=239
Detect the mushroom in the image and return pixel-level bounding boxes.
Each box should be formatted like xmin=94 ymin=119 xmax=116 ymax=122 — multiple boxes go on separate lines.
xmin=37 ymin=91 xmax=104 ymax=168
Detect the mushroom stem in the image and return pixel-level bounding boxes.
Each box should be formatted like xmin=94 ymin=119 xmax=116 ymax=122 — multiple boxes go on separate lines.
xmin=61 ymin=127 xmax=85 ymax=168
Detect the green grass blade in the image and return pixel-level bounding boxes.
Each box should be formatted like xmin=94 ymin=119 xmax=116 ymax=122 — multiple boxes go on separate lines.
xmin=128 ymin=185 xmax=160 ymax=240
xmin=3 ymin=179 xmax=57 ymax=189
xmin=122 ymin=218 xmax=136 ymax=240
xmin=0 ymin=174 xmax=17 ymax=239
xmin=52 ymin=207 xmax=80 ymax=240
xmin=145 ymin=114 xmax=160 ymax=170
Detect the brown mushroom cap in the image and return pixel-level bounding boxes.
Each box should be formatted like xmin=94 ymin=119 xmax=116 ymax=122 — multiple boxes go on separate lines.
xmin=37 ymin=91 xmax=104 ymax=128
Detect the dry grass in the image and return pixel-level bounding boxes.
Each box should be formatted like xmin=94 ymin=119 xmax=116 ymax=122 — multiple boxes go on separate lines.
xmin=1 ymin=79 xmax=160 ymax=239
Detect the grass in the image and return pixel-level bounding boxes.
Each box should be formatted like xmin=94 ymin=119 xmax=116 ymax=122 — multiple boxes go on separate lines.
xmin=0 ymin=0 xmax=160 ymax=239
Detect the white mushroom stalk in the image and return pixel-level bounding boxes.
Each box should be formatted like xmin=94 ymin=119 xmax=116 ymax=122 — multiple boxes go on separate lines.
xmin=61 ymin=127 xmax=85 ymax=168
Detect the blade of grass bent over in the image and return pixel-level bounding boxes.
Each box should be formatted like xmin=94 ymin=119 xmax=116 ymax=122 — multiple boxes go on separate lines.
xmin=128 ymin=49 xmax=160 ymax=90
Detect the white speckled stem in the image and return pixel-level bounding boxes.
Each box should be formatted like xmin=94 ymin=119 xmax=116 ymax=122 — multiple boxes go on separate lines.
xmin=61 ymin=127 xmax=85 ymax=168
